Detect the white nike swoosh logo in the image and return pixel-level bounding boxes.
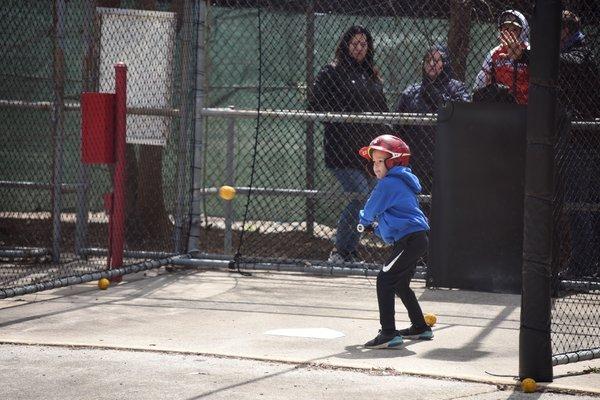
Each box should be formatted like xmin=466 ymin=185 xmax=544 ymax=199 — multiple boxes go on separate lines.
xmin=382 ymin=249 xmax=404 ymax=272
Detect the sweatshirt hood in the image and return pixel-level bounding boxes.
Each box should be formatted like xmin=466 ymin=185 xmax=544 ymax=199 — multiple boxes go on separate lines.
xmin=387 ymin=166 xmax=422 ymax=194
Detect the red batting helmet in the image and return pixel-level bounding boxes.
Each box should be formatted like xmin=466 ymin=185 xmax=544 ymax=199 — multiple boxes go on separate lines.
xmin=359 ymin=134 xmax=411 ymax=169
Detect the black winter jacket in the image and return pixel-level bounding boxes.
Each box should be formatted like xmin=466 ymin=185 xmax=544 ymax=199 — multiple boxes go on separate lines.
xmin=557 ymin=31 xmax=600 ymax=148
xmin=310 ymin=61 xmax=389 ymax=169
xmin=557 ymin=31 xmax=599 ymax=120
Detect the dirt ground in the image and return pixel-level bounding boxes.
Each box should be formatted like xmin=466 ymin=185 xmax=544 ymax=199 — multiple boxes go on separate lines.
xmin=1 ymin=216 xmax=394 ymax=290
xmin=0 ymin=217 xmax=391 ymax=264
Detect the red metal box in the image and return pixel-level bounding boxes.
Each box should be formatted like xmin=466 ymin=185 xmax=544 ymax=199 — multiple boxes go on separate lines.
xmin=81 ymin=92 xmax=115 ymax=164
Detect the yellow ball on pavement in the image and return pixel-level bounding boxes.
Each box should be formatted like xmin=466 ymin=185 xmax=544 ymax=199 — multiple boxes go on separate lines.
xmin=219 ymin=185 xmax=236 ymax=200
xmin=521 ymin=378 xmax=537 ymax=393
xmin=424 ymin=313 xmax=437 ymax=327
xmin=98 ymin=278 xmax=110 ymax=290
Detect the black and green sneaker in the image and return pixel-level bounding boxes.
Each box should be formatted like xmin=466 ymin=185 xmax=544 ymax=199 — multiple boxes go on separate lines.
xmin=397 ymin=325 xmax=433 ymax=340
xmin=364 ymin=331 xmax=404 ymax=349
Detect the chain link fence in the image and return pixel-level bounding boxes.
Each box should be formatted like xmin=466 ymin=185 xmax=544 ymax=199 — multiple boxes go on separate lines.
xmin=200 ymin=0 xmax=514 ymax=267
xmin=196 ymin=0 xmax=599 ymax=361
xmin=1 ymin=0 xmax=598 ymax=364
xmin=1 ymin=0 xmax=196 ymax=293
xmin=551 ymin=4 xmax=600 ymax=360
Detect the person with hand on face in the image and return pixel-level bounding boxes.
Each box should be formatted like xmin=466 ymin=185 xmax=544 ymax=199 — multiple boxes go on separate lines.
xmin=357 ymin=134 xmax=431 ymax=349
xmin=309 ymin=25 xmax=389 ymax=264
xmin=473 ymin=10 xmax=530 ymax=104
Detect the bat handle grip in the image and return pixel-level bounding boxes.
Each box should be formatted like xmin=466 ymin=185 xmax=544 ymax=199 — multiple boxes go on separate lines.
xmin=356 ymin=224 xmax=365 ymax=233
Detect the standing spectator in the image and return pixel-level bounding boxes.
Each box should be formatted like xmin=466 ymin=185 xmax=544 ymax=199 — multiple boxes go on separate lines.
xmin=556 ymin=10 xmax=600 ymax=280
xmin=395 ymin=45 xmax=469 ymax=195
xmin=473 ymin=10 xmax=530 ymax=104
xmin=310 ymin=25 xmax=389 ymax=263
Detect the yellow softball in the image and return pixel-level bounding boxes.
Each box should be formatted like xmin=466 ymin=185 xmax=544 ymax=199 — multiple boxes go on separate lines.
xmin=98 ymin=278 xmax=110 ymax=290
xmin=521 ymin=378 xmax=537 ymax=393
xmin=424 ymin=313 xmax=437 ymax=327
xmin=218 ymin=185 xmax=236 ymax=200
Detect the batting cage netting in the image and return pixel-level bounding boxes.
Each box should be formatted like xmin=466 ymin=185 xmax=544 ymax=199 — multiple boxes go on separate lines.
xmin=0 ymin=0 xmax=598 ymax=365
xmin=1 ymin=0 xmax=197 ymax=292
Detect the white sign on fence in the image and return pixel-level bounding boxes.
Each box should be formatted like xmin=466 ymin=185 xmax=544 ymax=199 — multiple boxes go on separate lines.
xmin=97 ymin=7 xmax=176 ymax=146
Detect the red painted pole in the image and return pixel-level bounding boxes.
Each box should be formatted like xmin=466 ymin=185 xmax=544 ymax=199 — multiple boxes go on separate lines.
xmin=110 ymin=62 xmax=127 ymax=281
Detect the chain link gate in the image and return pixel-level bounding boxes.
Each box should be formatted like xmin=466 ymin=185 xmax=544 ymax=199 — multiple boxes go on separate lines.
xmin=1 ymin=0 xmax=599 ymax=368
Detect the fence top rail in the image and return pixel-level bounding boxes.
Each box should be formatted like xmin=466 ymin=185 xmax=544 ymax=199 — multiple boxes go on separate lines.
xmin=200 ymin=107 xmax=438 ymax=125
xmin=0 ymin=99 xmax=180 ymax=117
xmin=194 ymin=186 xmax=432 ymax=203
xmin=2 ymin=99 xmax=600 ymax=129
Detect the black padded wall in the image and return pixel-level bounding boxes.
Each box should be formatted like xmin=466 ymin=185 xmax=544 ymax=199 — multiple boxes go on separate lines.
xmin=427 ymin=102 xmax=527 ymax=293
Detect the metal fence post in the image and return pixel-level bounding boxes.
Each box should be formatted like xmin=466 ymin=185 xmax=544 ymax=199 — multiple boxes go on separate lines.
xmin=75 ymin=0 xmax=94 ymax=256
xmin=110 ymin=62 xmax=128 ymax=275
xmin=520 ymin=0 xmax=561 ymax=382
xmin=224 ymin=113 xmax=236 ymax=255
xmin=187 ymin=0 xmax=206 ymax=253
xmin=304 ymin=1 xmax=315 ymax=236
xmin=174 ymin=0 xmax=193 ymax=254
xmin=51 ymin=0 xmax=66 ymax=263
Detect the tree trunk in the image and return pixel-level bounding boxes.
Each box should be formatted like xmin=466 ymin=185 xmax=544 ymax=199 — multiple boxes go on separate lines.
xmin=135 ymin=145 xmax=171 ymax=244
xmin=124 ymin=145 xmax=139 ymax=242
xmin=98 ymin=0 xmax=121 ymax=7
xmin=447 ymin=0 xmax=472 ymax=82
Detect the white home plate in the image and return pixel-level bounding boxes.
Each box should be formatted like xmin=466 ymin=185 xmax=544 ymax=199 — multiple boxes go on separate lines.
xmin=265 ymin=328 xmax=345 ymax=339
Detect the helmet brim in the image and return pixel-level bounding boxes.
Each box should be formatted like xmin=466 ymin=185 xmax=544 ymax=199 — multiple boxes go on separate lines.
xmin=358 ymin=146 xmax=372 ymax=160
xmin=359 ymin=145 xmax=397 ymax=160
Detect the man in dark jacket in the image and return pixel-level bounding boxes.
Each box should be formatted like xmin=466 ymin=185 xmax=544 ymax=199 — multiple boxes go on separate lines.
xmin=556 ymin=10 xmax=600 ymax=280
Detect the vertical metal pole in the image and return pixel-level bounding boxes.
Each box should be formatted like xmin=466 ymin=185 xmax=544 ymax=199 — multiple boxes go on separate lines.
xmin=447 ymin=0 xmax=472 ymax=82
xmin=75 ymin=0 xmax=94 ymax=256
xmin=51 ymin=0 xmax=66 ymax=263
xmin=304 ymin=1 xmax=315 ymax=236
xmin=111 ymin=62 xmax=127 ymax=275
xmin=224 ymin=115 xmax=235 ymax=255
xmin=187 ymin=0 xmax=206 ymax=253
xmin=174 ymin=0 xmax=193 ymax=254
xmin=520 ymin=0 xmax=560 ymax=382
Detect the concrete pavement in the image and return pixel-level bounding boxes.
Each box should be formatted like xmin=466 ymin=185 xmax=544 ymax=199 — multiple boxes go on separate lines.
xmin=0 ymin=268 xmax=598 ymax=398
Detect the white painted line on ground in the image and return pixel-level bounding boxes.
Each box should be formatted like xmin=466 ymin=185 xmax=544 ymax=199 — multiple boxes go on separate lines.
xmin=264 ymin=328 xmax=345 ymax=339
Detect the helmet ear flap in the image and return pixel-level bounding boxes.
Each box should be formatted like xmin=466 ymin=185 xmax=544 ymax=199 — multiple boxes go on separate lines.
xmin=384 ymin=153 xmax=410 ymax=169
xmin=384 ymin=158 xmax=396 ymax=170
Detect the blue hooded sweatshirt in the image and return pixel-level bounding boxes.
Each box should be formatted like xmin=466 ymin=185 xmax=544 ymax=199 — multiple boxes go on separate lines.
xmin=359 ymin=166 xmax=429 ymax=244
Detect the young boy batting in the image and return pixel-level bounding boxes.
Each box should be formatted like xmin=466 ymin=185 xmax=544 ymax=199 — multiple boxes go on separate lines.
xmin=358 ymin=134 xmax=432 ymax=349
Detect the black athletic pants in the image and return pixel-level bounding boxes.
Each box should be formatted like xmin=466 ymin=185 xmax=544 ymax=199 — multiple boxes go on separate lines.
xmin=376 ymin=230 xmax=428 ymax=333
